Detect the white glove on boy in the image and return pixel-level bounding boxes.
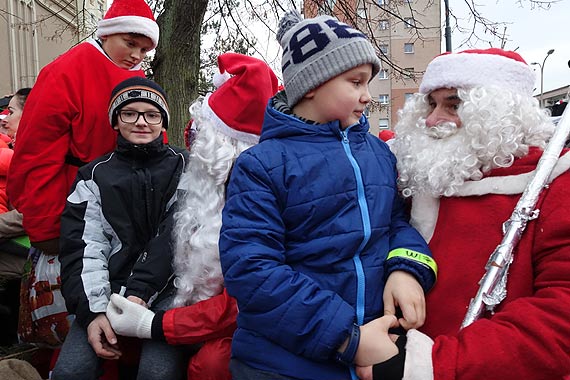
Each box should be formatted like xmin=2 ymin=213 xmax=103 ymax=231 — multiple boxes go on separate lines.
xmin=106 ymin=293 xmax=155 ymax=339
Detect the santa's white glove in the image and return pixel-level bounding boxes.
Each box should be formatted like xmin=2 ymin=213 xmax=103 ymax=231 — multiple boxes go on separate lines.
xmin=106 ymin=293 xmax=155 ymax=339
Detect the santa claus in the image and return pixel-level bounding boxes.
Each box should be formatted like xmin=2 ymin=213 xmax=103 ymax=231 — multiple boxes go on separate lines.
xmin=107 ymin=52 xmax=278 ymax=380
xmin=359 ymin=48 xmax=570 ymax=380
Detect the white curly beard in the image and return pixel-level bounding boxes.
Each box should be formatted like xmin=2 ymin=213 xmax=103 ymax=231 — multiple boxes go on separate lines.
xmin=171 ymin=99 xmax=256 ymax=307
xmin=390 ymin=119 xmax=485 ymax=198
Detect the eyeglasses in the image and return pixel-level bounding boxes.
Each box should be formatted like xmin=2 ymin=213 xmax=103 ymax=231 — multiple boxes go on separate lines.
xmin=119 ymin=110 xmax=163 ymax=125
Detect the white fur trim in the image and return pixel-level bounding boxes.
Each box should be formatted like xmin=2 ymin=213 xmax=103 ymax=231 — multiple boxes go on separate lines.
xmin=403 ymin=329 xmax=434 ymax=380
xmin=202 ymin=93 xmax=260 ymax=145
xmin=410 ymin=195 xmax=440 ymax=243
xmin=420 ymin=53 xmax=535 ymax=96
xmin=454 ymin=151 xmax=570 ymax=197
xmin=410 ymin=152 xmax=570 ymax=242
xmin=97 ymin=15 xmax=159 ymax=49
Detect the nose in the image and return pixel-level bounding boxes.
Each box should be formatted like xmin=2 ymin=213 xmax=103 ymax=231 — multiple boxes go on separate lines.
xmin=130 ymin=49 xmax=142 ymax=62
xmin=425 ymin=106 xmax=444 ymax=128
xmin=361 ymin=86 xmax=371 ymax=104
xmin=134 ymin=113 xmax=147 ymax=126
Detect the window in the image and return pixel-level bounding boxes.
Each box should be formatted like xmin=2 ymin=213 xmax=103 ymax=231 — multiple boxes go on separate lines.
xmin=379 ymin=119 xmax=390 ymax=129
xmin=404 ymin=67 xmax=415 ymax=79
xmin=404 ymin=18 xmax=415 ymax=28
xmin=379 ymin=44 xmax=389 ymax=54
xmin=378 ymin=0 xmax=389 ymax=5
xmin=404 ymin=43 xmax=414 ymax=53
xmin=378 ymin=20 xmax=389 ymax=30
xmin=318 ymin=0 xmax=336 ymax=15
xmin=378 ymin=69 xmax=388 ymax=80
xmin=357 ymin=7 xmax=366 ymax=18
xmin=379 ymin=94 xmax=389 ymax=104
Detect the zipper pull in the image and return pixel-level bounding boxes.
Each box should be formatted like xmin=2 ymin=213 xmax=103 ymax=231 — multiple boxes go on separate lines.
xmin=341 ymin=130 xmax=349 ymax=144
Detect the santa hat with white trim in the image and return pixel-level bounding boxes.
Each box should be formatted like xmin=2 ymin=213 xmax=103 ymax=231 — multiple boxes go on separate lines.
xmin=201 ymin=52 xmax=279 ymax=144
xmin=96 ymin=0 xmax=159 ymax=49
xmin=419 ymin=48 xmax=536 ymax=96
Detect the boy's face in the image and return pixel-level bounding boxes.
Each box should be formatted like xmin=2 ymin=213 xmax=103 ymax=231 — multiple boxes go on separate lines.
xmin=101 ymin=33 xmax=154 ymax=69
xmin=303 ymin=64 xmax=372 ymax=129
xmin=114 ymin=101 xmax=165 ymax=144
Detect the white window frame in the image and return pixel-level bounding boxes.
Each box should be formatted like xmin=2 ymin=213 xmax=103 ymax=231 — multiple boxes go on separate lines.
xmin=379 ymin=118 xmax=390 ymax=129
xmin=378 ymin=69 xmax=388 ymax=80
xmin=379 ymin=44 xmax=389 ymax=54
xmin=378 ymin=20 xmax=389 ymax=30
xmin=404 ymin=43 xmax=414 ymax=53
xmin=404 ymin=18 xmax=415 ymax=28
xmin=379 ymin=94 xmax=390 ymax=104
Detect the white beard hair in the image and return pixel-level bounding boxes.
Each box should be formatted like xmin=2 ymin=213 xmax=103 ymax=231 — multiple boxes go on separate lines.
xmin=391 ymin=88 xmax=554 ymax=198
xmin=391 ymin=119 xmax=484 ymax=197
xmin=171 ymin=99 xmax=255 ymax=307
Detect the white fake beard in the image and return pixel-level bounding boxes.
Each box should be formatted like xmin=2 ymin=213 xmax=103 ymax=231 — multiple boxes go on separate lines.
xmin=391 ymin=120 xmax=485 ymax=198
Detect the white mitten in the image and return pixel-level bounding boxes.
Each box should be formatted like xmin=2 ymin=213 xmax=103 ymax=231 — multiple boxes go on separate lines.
xmin=106 ymin=293 xmax=155 ymax=339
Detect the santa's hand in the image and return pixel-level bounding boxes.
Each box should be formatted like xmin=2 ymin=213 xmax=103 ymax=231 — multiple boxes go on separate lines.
xmin=106 ymin=293 xmax=155 ymax=339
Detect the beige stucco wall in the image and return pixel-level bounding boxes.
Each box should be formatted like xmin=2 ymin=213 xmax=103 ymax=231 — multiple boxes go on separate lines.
xmin=0 ymin=0 xmax=105 ymax=96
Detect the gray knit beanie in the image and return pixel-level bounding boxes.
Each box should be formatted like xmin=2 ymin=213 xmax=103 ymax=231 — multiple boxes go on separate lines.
xmin=277 ymin=10 xmax=381 ymax=107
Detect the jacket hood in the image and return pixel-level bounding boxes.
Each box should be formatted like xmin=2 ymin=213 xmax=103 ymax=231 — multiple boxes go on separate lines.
xmin=259 ymin=97 xmax=370 ymax=142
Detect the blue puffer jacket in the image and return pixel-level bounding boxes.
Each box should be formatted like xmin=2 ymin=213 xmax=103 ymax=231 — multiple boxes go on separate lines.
xmin=220 ymin=100 xmax=435 ymax=379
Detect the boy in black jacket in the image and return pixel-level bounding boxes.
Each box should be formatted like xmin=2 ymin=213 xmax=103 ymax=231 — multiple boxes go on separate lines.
xmin=53 ymin=77 xmax=188 ymax=380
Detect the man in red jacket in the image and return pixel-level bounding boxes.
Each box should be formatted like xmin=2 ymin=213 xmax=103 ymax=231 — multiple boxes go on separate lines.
xmin=106 ymin=53 xmax=279 ymax=380
xmin=8 ymin=0 xmax=158 ymax=255
xmin=358 ymin=48 xmax=570 ymax=380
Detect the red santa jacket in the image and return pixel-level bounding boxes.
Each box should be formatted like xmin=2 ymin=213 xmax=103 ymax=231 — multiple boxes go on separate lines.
xmin=408 ymin=147 xmax=570 ymax=380
xmin=8 ymin=40 xmax=144 ymax=242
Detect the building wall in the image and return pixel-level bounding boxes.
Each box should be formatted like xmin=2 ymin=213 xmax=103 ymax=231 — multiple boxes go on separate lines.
xmin=0 ymin=0 xmax=105 ymax=96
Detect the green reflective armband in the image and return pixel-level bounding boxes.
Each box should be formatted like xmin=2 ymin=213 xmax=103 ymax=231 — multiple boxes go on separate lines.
xmin=387 ymin=248 xmax=438 ymax=277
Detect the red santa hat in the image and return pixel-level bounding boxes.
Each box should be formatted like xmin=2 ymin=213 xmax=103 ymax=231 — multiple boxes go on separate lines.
xmin=201 ymin=52 xmax=279 ymax=144
xmin=96 ymin=0 xmax=159 ymax=49
xmin=419 ymin=48 xmax=536 ymax=96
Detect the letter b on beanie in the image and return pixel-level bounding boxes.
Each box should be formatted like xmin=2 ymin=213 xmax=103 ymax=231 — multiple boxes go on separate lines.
xmin=277 ymin=10 xmax=381 ymax=107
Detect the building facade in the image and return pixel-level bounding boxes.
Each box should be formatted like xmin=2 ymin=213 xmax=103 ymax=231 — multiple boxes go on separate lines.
xmin=0 ymin=0 xmax=105 ymax=96
xmin=304 ymin=0 xmax=441 ymax=136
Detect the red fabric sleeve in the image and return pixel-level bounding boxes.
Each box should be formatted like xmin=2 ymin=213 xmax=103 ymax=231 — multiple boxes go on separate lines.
xmin=162 ymin=289 xmax=237 ymax=345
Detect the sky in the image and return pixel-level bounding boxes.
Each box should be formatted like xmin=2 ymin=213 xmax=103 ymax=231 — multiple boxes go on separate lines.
xmin=447 ymin=0 xmax=570 ymax=96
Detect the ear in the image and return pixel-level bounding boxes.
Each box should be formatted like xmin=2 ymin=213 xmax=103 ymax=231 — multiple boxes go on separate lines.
xmin=161 ymin=127 xmax=166 ymax=132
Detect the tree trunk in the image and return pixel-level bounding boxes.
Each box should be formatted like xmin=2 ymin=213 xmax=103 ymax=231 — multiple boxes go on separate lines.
xmin=152 ymin=0 xmax=208 ymax=148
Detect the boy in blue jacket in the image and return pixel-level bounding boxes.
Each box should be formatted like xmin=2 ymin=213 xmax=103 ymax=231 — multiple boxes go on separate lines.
xmin=219 ymin=10 xmax=437 ymax=380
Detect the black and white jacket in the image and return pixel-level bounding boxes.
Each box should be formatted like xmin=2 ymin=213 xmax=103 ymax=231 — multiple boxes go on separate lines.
xmin=60 ymin=134 xmax=188 ymax=328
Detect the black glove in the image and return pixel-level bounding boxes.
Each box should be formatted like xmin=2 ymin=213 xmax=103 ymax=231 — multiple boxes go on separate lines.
xmin=372 ymin=334 xmax=407 ymax=380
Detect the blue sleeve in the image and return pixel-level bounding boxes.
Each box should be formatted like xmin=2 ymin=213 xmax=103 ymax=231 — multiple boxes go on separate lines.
xmin=385 ymin=153 xmax=436 ymax=292
xmin=220 ymin=152 xmax=355 ymax=362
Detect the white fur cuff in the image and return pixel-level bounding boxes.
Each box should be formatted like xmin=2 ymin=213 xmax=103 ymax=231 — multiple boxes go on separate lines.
xmin=403 ymin=329 xmax=434 ymax=380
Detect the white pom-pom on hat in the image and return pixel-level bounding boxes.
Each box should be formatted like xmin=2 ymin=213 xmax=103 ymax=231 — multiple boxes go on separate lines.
xmin=213 ymin=71 xmax=232 ymax=89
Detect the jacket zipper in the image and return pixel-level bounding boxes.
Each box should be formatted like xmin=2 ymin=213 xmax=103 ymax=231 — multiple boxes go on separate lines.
xmin=340 ymin=129 xmax=370 ymax=326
